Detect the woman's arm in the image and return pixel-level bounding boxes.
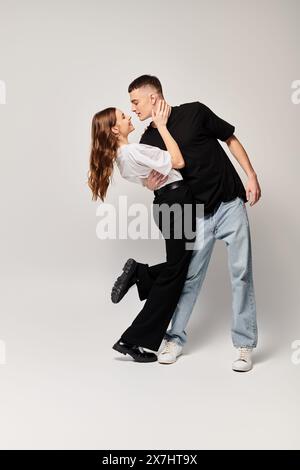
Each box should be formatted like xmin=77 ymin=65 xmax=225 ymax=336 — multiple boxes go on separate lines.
xmin=152 ymin=101 xmax=185 ymax=169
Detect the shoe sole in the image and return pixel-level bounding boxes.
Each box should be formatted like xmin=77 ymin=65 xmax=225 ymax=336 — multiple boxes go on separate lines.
xmin=158 ymin=360 xmax=176 ymax=364
xmin=112 ymin=342 xmax=157 ymax=363
xmin=111 ymin=258 xmax=137 ymax=304
xmin=232 ymin=365 xmax=253 ymax=372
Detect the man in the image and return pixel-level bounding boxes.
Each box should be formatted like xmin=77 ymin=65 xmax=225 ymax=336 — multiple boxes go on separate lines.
xmin=112 ymin=74 xmax=261 ymax=372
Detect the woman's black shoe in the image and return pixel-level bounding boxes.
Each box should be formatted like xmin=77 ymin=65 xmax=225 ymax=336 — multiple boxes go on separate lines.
xmin=112 ymin=340 xmax=157 ymax=363
xmin=111 ymin=258 xmax=138 ymax=304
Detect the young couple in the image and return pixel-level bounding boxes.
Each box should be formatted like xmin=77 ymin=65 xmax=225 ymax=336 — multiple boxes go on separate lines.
xmin=88 ymin=74 xmax=261 ymax=372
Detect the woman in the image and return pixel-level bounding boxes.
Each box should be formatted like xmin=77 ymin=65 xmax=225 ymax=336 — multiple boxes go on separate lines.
xmin=88 ymin=100 xmax=196 ymax=363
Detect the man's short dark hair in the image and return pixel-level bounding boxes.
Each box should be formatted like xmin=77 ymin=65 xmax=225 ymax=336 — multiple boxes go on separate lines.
xmin=128 ymin=74 xmax=163 ymax=95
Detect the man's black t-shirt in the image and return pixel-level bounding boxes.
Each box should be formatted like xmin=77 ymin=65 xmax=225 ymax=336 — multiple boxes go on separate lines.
xmin=140 ymin=101 xmax=247 ymax=216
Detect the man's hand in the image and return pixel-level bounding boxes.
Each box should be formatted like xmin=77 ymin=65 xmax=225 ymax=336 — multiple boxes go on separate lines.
xmin=143 ymin=170 xmax=168 ymax=190
xmin=246 ymin=173 xmax=261 ymax=206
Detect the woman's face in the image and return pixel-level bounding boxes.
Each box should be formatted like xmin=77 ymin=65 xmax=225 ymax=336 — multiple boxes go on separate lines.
xmin=113 ymin=109 xmax=135 ymax=137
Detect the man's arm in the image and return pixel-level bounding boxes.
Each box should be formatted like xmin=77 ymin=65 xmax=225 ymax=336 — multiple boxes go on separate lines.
xmin=142 ymin=170 xmax=168 ymax=189
xmin=225 ymin=135 xmax=261 ymax=206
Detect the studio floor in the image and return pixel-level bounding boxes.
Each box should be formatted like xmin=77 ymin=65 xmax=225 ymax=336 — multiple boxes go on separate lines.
xmin=0 ymin=271 xmax=299 ymax=450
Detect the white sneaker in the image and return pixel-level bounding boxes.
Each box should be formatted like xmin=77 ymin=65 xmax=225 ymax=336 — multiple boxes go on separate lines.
xmin=158 ymin=340 xmax=183 ymax=364
xmin=157 ymin=338 xmax=168 ymax=354
xmin=232 ymin=347 xmax=253 ymax=372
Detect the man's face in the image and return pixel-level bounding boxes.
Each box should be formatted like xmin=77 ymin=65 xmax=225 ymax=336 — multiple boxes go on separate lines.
xmin=129 ymin=86 xmax=158 ymax=121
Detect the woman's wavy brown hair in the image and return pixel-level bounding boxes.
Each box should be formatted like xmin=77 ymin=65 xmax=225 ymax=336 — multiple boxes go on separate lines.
xmin=88 ymin=107 xmax=118 ymax=201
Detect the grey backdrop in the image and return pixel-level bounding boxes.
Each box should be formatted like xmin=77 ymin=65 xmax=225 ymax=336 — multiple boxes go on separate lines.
xmin=0 ymin=0 xmax=299 ymax=450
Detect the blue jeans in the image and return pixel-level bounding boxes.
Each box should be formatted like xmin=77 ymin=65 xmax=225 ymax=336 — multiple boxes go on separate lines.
xmin=164 ymin=196 xmax=258 ymax=348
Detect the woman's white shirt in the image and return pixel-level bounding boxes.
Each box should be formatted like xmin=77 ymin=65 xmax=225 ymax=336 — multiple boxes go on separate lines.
xmin=116 ymin=143 xmax=183 ymax=188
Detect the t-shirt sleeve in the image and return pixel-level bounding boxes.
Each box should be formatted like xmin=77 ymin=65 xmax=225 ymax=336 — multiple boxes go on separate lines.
xmin=197 ymin=102 xmax=235 ymax=141
xmin=128 ymin=144 xmax=172 ymax=176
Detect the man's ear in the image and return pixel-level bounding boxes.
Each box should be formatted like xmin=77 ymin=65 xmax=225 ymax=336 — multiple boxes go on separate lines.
xmin=150 ymin=93 xmax=157 ymax=106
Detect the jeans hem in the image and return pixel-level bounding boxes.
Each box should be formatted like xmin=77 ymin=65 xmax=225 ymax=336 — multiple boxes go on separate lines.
xmin=164 ymin=334 xmax=185 ymax=347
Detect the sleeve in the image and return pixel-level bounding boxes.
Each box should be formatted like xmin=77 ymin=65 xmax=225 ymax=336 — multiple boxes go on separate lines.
xmin=128 ymin=144 xmax=172 ymax=176
xmin=197 ymin=102 xmax=235 ymax=141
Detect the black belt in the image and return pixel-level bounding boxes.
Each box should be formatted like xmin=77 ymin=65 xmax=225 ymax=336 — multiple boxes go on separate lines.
xmin=154 ymin=180 xmax=186 ymax=197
